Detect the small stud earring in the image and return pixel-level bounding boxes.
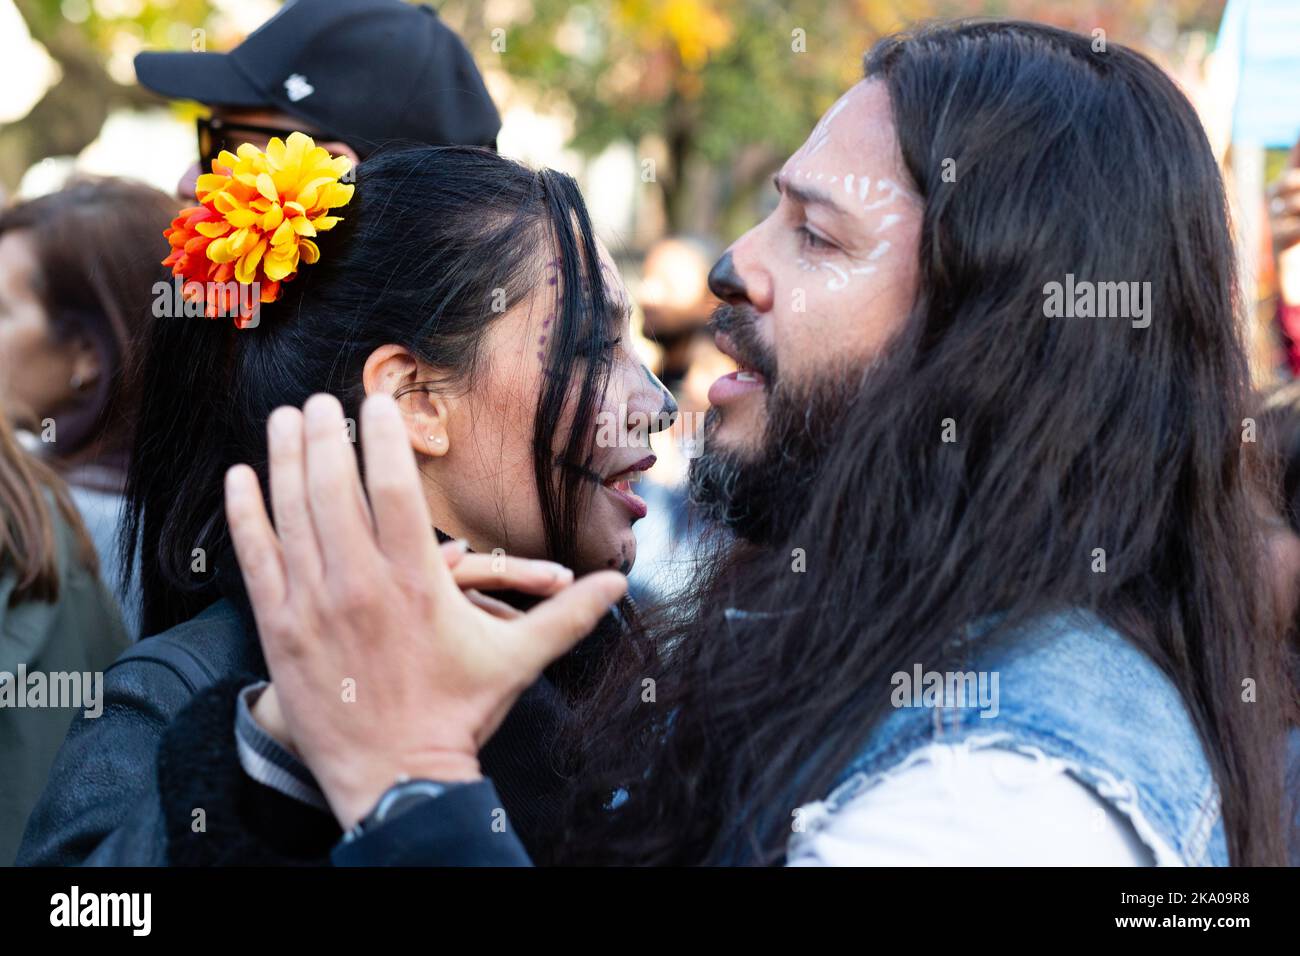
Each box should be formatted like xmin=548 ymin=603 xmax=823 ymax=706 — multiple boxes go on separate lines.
xmin=430 ymin=435 xmax=445 ymax=447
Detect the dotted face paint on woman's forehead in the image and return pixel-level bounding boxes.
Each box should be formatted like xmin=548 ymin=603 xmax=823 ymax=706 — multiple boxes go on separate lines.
xmin=537 ymin=256 xmax=631 ymax=360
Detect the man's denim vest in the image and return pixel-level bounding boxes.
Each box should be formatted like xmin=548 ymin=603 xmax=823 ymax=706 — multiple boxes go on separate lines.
xmin=808 ymin=608 xmax=1227 ymax=865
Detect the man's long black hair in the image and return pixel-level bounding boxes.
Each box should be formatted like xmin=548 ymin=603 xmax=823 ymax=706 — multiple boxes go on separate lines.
xmin=556 ymin=21 xmax=1296 ymax=866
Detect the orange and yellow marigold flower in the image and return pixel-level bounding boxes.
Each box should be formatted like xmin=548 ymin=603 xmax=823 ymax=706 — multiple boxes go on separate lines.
xmin=162 ymin=131 xmax=354 ymax=326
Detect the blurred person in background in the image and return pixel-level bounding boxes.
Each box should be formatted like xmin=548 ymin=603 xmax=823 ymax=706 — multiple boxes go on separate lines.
xmin=629 ymin=236 xmax=726 ymax=602
xmin=1269 ymin=141 xmax=1300 ymax=374
xmin=0 ymin=402 xmax=128 ymax=865
xmin=1255 ymin=380 xmax=1300 ymax=634
xmin=638 ymin=237 xmax=723 ymax=395
xmin=1252 ymin=382 xmax=1300 ymax=866
xmin=0 ymin=178 xmax=178 ymax=638
xmin=132 ymin=0 xmax=501 ymax=201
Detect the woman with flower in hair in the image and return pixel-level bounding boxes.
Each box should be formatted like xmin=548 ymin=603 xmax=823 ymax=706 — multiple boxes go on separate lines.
xmin=17 ymin=137 xmax=675 ymax=865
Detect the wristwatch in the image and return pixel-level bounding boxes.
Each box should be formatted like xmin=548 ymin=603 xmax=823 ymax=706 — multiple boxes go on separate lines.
xmin=342 ymin=778 xmax=465 ymax=843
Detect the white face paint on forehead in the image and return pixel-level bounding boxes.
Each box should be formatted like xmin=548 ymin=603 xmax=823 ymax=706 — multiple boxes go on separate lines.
xmin=782 ymin=81 xmax=922 ymax=294
xmin=803 ymin=94 xmax=851 ymax=156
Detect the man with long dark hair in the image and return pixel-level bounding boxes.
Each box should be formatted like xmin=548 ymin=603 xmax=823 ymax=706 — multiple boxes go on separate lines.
xmin=207 ymin=21 xmax=1295 ymax=865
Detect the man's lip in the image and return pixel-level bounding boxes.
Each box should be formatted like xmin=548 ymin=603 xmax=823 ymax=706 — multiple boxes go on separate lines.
xmin=714 ymin=331 xmax=744 ymax=367
xmin=708 ymin=369 xmax=766 ymax=406
xmin=713 ymin=330 xmax=767 ymax=377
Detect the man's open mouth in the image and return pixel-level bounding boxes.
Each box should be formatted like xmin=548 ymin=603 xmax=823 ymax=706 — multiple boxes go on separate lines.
xmin=709 ymin=358 xmax=768 ymax=405
xmin=709 ymin=330 xmax=773 ymax=406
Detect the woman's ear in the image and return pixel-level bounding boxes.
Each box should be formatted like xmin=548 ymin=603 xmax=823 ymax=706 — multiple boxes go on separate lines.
xmin=362 ymin=344 xmax=452 ymax=458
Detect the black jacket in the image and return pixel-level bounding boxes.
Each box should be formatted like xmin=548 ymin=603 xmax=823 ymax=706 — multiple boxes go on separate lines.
xmin=16 ymin=601 xmax=256 ymax=865
xmin=16 ymin=599 xmax=590 ymax=866
xmin=152 ymin=673 xmax=531 ymax=866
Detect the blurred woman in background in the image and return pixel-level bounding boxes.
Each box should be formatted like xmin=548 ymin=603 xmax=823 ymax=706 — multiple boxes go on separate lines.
xmin=0 ymin=178 xmax=178 ymax=637
xmin=0 ymin=401 xmax=128 ymax=864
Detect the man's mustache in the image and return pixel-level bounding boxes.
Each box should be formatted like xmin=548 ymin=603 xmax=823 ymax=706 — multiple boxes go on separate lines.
xmin=708 ymin=303 xmax=778 ymax=384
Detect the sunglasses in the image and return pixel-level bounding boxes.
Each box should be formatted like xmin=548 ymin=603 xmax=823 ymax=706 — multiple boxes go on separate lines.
xmin=195 ymin=115 xmax=340 ymax=171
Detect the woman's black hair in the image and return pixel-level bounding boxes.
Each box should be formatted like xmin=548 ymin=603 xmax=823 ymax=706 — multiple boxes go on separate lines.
xmin=125 ymin=146 xmax=619 ymax=637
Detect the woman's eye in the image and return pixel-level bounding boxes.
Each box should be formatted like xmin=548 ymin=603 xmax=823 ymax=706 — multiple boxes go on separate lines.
xmin=797 ymin=225 xmax=835 ymax=252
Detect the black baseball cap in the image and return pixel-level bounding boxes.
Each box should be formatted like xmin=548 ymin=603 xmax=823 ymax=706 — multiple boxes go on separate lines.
xmin=134 ymin=0 xmax=500 ymax=152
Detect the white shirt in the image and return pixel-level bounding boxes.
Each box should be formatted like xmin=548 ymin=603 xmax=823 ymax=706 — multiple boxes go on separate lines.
xmin=786 ymin=743 xmax=1167 ymax=866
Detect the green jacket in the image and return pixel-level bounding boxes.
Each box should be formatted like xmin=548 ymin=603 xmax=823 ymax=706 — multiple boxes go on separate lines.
xmin=0 ymin=497 xmax=129 ymax=865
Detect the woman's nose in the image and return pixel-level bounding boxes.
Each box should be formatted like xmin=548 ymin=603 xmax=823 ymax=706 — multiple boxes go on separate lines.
xmin=628 ymin=364 xmax=677 ymax=433
xmin=653 ymin=388 xmax=678 ymax=433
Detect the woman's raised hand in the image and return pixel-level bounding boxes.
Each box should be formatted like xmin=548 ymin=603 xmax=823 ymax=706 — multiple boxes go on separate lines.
xmin=224 ymin=392 xmax=627 ymax=829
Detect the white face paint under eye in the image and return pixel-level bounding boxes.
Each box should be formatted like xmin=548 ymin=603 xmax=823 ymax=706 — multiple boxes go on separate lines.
xmin=821 ymin=262 xmax=849 ymax=291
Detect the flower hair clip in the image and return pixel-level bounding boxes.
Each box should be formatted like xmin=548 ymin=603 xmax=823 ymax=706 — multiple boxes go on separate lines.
xmin=162 ymin=131 xmax=354 ymax=327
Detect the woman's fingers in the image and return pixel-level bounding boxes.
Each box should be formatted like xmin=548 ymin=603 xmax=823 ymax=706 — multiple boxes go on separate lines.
xmin=449 ymin=552 xmax=575 ymax=596
xmin=225 ymin=463 xmax=287 ymax=610
xmin=513 ymin=570 xmax=627 ymax=673
xmin=359 ymin=394 xmax=454 ymax=588
xmin=302 ymin=394 xmax=380 ymax=578
xmin=266 ymin=406 xmax=323 ymax=586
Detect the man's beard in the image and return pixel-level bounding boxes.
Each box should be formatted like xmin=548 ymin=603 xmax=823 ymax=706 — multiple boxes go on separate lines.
xmin=688 ymin=306 xmax=858 ymax=546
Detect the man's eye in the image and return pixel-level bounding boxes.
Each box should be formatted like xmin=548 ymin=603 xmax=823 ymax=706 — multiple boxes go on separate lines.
xmin=798 ymin=225 xmax=834 ymax=251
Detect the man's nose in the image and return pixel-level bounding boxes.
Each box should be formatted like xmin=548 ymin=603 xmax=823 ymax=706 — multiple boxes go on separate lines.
xmin=708 ymin=250 xmax=747 ymax=304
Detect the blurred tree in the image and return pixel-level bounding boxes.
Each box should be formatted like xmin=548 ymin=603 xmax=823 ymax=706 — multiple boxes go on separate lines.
xmin=443 ymin=0 xmax=1228 ymax=237
xmin=468 ymin=0 xmax=869 ymax=237
xmin=2 ymin=0 xmax=217 ymax=190
xmin=4 ymin=0 xmax=1229 ymax=222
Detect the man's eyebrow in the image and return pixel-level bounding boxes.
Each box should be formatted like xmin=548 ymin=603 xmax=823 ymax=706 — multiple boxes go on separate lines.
xmin=773 ymin=172 xmax=849 ymax=217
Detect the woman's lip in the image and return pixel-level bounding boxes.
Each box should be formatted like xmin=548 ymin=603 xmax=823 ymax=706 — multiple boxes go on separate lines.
xmin=708 ymin=369 xmax=766 ymax=405
xmin=602 ymin=481 xmax=648 ymax=520
xmin=603 ymin=454 xmax=658 ymax=484
xmin=628 ymin=454 xmax=657 ymax=473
